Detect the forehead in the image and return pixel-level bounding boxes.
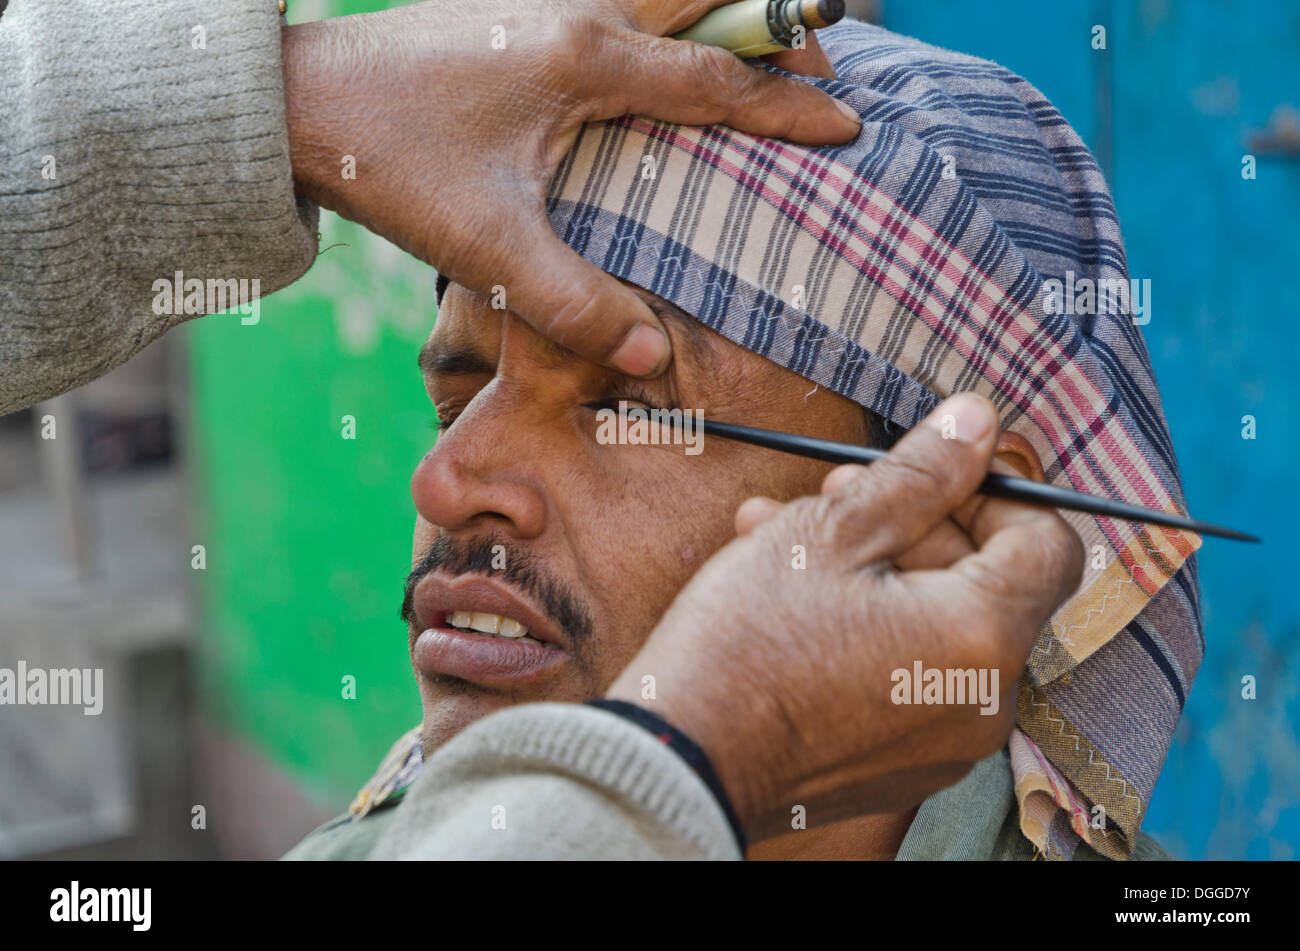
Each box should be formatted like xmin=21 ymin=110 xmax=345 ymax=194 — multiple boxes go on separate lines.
xmin=425 ymin=281 xmax=726 ymax=376
xmin=421 ymin=280 xmax=869 ymax=442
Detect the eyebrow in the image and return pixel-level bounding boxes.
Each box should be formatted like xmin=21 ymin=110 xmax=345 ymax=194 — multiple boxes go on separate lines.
xmin=417 ymin=340 xmax=495 ymax=378
xmin=416 ymin=292 xmax=717 ymax=379
xmin=644 ymin=298 xmax=717 ymax=369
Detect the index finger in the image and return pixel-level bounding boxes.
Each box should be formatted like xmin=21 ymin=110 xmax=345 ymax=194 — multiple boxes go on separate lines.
xmin=951 ymin=495 xmax=1085 ymax=636
xmin=609 ymin=31 xmax=860 ymax=144
xmin=468 ymin=206 xmax=673 ymax=378
xmin=819 ymin=393 xmax=1000 ymax=560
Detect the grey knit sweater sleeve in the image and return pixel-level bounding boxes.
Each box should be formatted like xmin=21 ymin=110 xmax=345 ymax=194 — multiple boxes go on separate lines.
xmin=368 ymin=704 xmax=744 ymax=860
xmin=279 ymin=704 xmax=743 ymax=860
xmin=0 ymin=0 xmax=319 ymax=414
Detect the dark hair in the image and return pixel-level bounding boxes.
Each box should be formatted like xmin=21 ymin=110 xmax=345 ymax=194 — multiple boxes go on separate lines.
xmin=866 ymin=408 xmax=904 ymax=451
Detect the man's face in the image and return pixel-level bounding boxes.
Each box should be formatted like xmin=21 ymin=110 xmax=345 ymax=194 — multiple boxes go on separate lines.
xmin=402 ymin=281 xmax=868 ymax=752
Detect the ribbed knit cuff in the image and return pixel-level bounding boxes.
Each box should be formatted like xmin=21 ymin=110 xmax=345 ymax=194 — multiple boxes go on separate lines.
xmin=385 ymin=703 xmax=744 ymax=860
xmin=0 ymin=0 xmax=319 ymax=410
xmin=584 ymin=699 xmax=747 ymax=854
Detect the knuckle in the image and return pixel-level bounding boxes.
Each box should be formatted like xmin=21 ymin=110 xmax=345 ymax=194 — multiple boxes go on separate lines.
xmin=534 ymin=13 xmax=595 ymax=89
xmin=1051 ymin=518 xmax=1086 ymax=591
xmin=817 ymin=489 xmax=882 ymax=555
xmin=689 ymin=44 xmax=754 ymax=110
xmin=787 ymin=492 xmax=840 ymax=548
xmin=821 ymin=463 xmax=869 ymax=496
xmin=1023 ymin=517 xmax=1085 ymax=609
xmin=960 ymin=553 xmax=1015 ymax=610
xmin=537 ymin=291 xmax=599 ymax=346
xmin=777 ymin=491 xmax=870 ymax=565
xmin=873 ymin=452 xmax=951 ymax=509
xmin=566 ymin=15 xmax=617 ymax=64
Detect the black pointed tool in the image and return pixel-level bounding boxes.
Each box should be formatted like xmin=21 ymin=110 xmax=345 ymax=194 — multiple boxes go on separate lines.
xmin=692 ymin=418 xmax=1259 ymax=543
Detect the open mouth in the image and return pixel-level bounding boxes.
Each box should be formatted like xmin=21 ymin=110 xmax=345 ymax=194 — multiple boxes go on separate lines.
xmin=441 ymin=610 xmax=558 ymax=650
xmin=409 ymin=573 xmax=571 ymax=686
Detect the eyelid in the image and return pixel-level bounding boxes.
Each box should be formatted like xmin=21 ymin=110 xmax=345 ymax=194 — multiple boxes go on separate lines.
xmin=434 ymin=397 xmax=470 ymax=430
xmin=428 ymin=371 xmax=492 ymax=431
xmin=437 ymin=379 xmax=676 ymax=430
xmin=584 ymin=381 xmax=669 ymax=410
xmin=583 ymin=395 xmax=659 ymax=414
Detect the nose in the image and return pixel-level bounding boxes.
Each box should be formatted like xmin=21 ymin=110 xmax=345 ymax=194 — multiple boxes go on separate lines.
xmin=410 ymin=406 xmax=548 ymax=542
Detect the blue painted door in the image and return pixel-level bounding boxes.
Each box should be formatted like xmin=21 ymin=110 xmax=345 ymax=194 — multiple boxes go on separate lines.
xmin=883 ymin=0 xmax=1300 ymax=859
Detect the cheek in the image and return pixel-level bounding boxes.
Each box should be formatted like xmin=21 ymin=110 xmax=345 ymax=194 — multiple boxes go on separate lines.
xmin=565 ymin=461 xmax=746 ymax=646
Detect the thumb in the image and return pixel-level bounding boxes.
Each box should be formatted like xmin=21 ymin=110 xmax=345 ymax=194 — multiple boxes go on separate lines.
xmin=735 ymin=496 xmax=784 ymax=535
xmin=761 ymin=31 xmax=836 ymax=80
xmin=823 ymin=393 xmax=1000 ymax=560
xmin=487 ymin=210 xmax=672 ymax=377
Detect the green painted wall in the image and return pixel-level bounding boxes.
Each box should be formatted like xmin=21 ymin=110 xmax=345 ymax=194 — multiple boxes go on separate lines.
xmin=885 ymin=0 xmax=1300 ymax=861
xmin=187 ymin=198 xmax=436 ymax=805
xmin=190 ymin=0 xmax=1297 ymax=855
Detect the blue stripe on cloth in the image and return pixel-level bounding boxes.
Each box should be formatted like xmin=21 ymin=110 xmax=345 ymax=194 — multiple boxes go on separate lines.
xmin=541 ymin=18 xmax=1203 ymax=859
xmin=1131 ymin=618 xmax=1188 ymax=710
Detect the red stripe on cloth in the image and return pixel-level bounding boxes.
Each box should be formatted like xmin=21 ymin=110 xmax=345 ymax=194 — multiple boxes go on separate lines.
xmin=621 ymin=119 xmax=1185 ymax=566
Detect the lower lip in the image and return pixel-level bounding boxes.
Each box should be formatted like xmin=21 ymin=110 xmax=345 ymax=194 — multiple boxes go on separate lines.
xmin=412 ymin=626 xmax=567 ymax=686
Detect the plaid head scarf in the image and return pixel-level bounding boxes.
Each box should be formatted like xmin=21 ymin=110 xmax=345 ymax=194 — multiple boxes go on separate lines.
xmin=544 ymin=19 xmax=1202 ymax=860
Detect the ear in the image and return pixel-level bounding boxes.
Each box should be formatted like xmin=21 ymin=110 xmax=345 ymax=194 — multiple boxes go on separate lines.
xmin=762 ymin=31 xmax=837 ymax=80
xmin=994 ymin=430 xmax=1047 ymax=483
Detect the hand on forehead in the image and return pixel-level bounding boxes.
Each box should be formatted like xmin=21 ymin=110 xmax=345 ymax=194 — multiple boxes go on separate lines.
xmin=425 ymin=279 xmax=870 ymax=441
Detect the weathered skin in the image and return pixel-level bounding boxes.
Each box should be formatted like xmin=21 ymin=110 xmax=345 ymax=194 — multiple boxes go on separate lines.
xmin=281 ymin=0 xmax=860 ymax=378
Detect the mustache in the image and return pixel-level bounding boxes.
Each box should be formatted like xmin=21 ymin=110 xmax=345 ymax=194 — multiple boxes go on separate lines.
xmin=400 ymin=534 xmax=594 ymax=646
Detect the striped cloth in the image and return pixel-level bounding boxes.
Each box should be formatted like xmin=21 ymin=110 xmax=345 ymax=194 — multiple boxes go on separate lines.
xmin=544 ymin=20 xmax=1202 ymax=860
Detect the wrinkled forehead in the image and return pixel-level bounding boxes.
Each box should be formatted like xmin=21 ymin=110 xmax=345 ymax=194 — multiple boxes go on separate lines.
xmin=424 ymin=279 xmax=876 ymax=442
xmin=429 ymin=279 xmax=738 ymax=381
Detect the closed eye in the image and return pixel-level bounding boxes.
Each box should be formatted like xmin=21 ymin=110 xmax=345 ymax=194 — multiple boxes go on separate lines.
xmin=434 ymin=399 xmax=470 ymax=431
xmin=582 ymin=397 xmax=655 ymax=414
xmin=582 ymin=384 xmax=664 ymax=415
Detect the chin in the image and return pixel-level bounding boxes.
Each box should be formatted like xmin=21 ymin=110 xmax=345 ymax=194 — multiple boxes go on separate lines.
xmin=416 ymin=676 xmax=544 ymax=752
xmin=416 ymin=673 xmax=604 ymax=755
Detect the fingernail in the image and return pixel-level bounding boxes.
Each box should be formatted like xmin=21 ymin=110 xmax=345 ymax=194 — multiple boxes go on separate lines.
xmin=926 ymin=392 xmax=996 ymax=444
xmin=612 ymin=323 xmax=670 ymax=377
xmin=832 ymin=98 xmax=860 ymax=127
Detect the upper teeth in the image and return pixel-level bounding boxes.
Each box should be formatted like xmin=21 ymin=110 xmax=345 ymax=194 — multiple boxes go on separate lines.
xmin=447 ymin=611 xmax=547 ymax=646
